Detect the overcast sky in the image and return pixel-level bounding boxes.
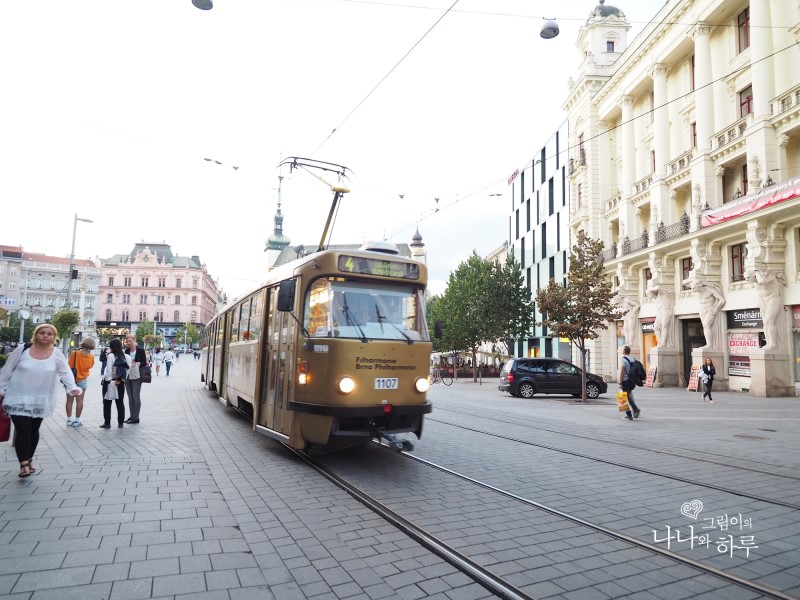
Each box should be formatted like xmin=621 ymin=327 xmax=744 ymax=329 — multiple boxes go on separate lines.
xmin=1 ymin=0 xmax=666 ymax=299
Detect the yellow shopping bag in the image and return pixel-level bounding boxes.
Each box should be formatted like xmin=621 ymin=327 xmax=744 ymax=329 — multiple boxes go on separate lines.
xmin=616 ymin=390 xmax=630 ymax=412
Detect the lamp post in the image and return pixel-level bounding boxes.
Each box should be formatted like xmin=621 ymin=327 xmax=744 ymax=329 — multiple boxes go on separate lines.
xmin=64 ymin=214 xmax=93 ymax=351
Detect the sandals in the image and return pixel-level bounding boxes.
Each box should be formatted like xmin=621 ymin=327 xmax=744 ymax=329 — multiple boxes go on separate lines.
xmin=18 ymin=461 xmax=31 ymax=478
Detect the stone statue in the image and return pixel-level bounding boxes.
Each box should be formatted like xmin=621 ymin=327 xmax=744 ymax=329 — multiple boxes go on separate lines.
xmin=617 ymin=295 xmax=641 ymax=348
xmin=745 ymin=269 xmax=788 ymax=351
xmin=647 ymin=283 xmax=675 ymax=348
xmin=690 ymin=280 xmax=726 ymax=349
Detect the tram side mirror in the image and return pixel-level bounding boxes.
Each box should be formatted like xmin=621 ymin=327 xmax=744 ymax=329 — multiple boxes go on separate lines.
xmin=277 ymin=279 xmax=296 ymax=312
xmin=434 ymin=320 xmax=444 ymax=339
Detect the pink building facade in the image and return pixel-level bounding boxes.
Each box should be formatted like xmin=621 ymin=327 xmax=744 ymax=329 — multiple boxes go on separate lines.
xmin=96 ymin=243 xmax=222 ymax=345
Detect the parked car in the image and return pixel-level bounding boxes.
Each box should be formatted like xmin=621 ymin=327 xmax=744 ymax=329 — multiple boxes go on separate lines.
xmin=499 ymin=358 xmax=608 ymax=399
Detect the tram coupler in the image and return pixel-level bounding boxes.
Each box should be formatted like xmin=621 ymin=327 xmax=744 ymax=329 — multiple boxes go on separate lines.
xmin=379 ymin=432 xmax=413 ymax=453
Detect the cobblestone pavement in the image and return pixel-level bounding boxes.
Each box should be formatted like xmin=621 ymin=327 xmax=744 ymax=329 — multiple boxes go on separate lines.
xmin=0 ymin=363 xmax=798 ymax=599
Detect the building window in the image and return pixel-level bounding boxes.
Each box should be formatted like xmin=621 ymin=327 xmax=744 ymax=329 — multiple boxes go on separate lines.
xmin=738 ymin=7 xmax=750 ymax=53
xmin=157 ymin=295 xmax=165 ymax=305
xmin=691 ymin=122 xmax=697 ymax=148
xmin=731 ymin=244 xmax=747 ymax=282
xmin=174 ymin=311 xmax=181 ymax=321
xmin=156 ymin=311 xmax=164 ymax=322
xmin=577 ymin=184 xmax=582 ymax=209
xmin=190 ymin=311 xmax=197 ymax=323
xmin=124 ymin=277 xmax=132 ymax=287
xmin=681 ymin=258 xmax=693 ymax=290
xmin=606 ymin=40 xmax=615 ymax=53
xmin=105 ymin=309 xmax=112 ymax=320
xmin=141 ymin=277 xmax=149 ymax=287
xmin=175 ymin=296 xmax=181 ymax=305
xmin=649 ymin=91 xmax=655 ymax=124
xmin=108 ymin=277 xmax=114 ymax=286
xmin=690 ymin=55 xmax=695 ymax=91
xmin=742 ymin=164 xmax=748 ymax=195
xmin=644 ymin=268 xmax=653 ymax=285
xmin=176 ymin=279 xmax=182 ymax=288
xmin=739 ymin=85 xmax=753 ymax=118
xmin=191 ymin=296 xmax=198 ymax=305
xmin=651 ymin=150 xmax=656 ymax=173
xmin=139 ymin=311 xmax=147 ymax=321
xmin=158 ymin=278 xmax=166 ymax=288
xmin=578 ymin=134 xmax=585 ymax=165
xmin=122 ymin=294 xmax=131 ymax=304
xmin=106 ymin=293 xmax=113 ymax=303
xmin=8 ymin=282 xmax=14 ymax=291
xmin=140 ymin=295 xmax=148 ymax=304
xmin=121 ymin=310 xmax=129 ymax=321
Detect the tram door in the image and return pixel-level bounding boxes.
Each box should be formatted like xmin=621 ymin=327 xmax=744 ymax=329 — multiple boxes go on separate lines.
xmin=259 ymin=287 xmax=296 ymax=435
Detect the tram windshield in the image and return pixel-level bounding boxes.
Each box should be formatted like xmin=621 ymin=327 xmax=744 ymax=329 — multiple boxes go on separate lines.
xmin=304 ymin=278 xmax=428 ymax=341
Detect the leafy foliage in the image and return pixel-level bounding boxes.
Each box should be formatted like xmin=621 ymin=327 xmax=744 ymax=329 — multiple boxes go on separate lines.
xmin=174 ymin=323 xmax=202 ymax=347
xmin=535 ymin=231 xmax=620 ymax=400
xmin=0 ymin=311 xmax=36 ymax=343
xmin=432 ymin=252 xmax=494 ymax=381
xmin=49 ymin=310 xmax=80 ymax=346
xmin=487 ymin=248 xmax=533 ymax=358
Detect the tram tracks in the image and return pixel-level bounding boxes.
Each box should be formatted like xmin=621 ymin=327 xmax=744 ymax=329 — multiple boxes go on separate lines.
xmin=300 ymin=443 xmax=797 ymax=600
xmin=427 ymin=415 xmax=800 ymax=511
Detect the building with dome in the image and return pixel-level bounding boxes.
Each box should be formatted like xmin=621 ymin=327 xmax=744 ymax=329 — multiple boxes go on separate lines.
xmin=509 ymin=0 xmax=800 ymax=395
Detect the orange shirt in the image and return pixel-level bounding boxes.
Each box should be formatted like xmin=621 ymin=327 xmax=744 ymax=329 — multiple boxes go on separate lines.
xmin=70 ymin=350 xmax=95 ymax=382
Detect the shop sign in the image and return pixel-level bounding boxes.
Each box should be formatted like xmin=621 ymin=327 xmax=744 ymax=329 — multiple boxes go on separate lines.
xmin=727 ymin=308 xmax=763 ymax=329
xmin=792 ymin=305 xmax=800 ymax=329
xmin=728 ymin=332 xmax=759 ymax=377
xmin=640 ymin=317 xmax=655 ymax=333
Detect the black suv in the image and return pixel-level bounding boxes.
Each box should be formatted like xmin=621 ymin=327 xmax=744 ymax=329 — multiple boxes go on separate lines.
xmin=499 ymin=358 xmax=608 ymax=399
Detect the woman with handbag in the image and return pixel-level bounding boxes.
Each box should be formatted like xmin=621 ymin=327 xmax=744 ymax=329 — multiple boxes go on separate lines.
xmin=701 ymin=358 xmax=716 ymax=403
xmin=101 ymin=338 xmax=130 ymax=429
xmin=66 ymin=337 xmax=96 ymax=427
xmin=123 ymin=335 xmax=147 ymax=424
xmin=0 ymin=324 xmax=81 ymax=477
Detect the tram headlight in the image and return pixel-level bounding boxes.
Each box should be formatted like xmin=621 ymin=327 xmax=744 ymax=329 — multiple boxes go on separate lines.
xmin=337 ymin=376 xmax=356 ymax=394
xmin=415 ymin=377 xmax=430 ymax=393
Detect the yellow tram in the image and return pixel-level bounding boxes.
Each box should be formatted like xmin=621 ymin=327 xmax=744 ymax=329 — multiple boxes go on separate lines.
xmin=201 ymin=244 xmax=433 ymax=452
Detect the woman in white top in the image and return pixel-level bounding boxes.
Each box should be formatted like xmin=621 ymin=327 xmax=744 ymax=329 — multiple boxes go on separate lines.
xmin=0 ymin=324 xmax=80 ymax=477
xmin=152 ymin=348 xmax=164 ymax=376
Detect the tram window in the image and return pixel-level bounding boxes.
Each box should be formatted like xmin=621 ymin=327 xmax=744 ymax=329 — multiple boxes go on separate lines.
xmin=239 ymin=297 xmax=252 ymax=341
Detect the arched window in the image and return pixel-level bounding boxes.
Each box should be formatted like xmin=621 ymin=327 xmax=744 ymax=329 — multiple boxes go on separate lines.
xmin=105 ymin=309 xmax=112 ymax=320
xmin=190 ymin=311 xmax=197 ymax=323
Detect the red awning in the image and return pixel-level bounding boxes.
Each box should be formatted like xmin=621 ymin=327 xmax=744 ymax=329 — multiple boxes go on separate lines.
xmin=701 ymin=177 xmax=800 ymax=227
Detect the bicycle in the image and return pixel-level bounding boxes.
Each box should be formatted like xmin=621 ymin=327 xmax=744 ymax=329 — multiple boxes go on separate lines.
xmin=430 ymin=367 xmax=453 ymax=386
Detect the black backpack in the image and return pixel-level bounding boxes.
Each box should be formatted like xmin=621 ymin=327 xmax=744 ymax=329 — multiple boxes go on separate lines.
xmin=624 ymin=356 xmax=646 ymax=387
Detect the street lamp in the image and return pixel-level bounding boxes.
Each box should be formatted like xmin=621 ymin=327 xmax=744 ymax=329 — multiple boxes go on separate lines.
xmin=64 ymin=214 xmax=92 ymax=351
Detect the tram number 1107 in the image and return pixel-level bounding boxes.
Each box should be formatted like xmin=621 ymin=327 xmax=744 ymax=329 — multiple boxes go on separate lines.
xmin=375 ymin=378 xmax=399 ymax=390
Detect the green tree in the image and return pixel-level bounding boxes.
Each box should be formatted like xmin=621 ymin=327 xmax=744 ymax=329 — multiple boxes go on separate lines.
xmin=535 ymin=231 xmax=620 ymax=401
xmin=49 ymin=310 xmax=80 ymax=350
xmin=174 ymin=323 xmax=202 ymax=347
xmin=136 ymin=318 xmax=154 ymax=344
xmin=0 ymin=311 xmax=36 ymax=343
xmin=425 ymin=294 xmax=448 ymax=354
xmin=488 ymin=248 xmax=533 ymax=358
xmin=435 ymin=252 xmax=495 ymax=381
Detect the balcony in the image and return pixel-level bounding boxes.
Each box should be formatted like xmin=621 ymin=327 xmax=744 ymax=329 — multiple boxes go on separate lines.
xmin=654 ymin=212 xmax=691 ymax=244
xmin=772 ymin=84 xmax=800 ymax=124
xmin=605 ymin=191 xmax=622 ymax=213
xmin=711 ymin=114 xmax=750 ymax=159
xmin=568 ymin=149 xmax=587 ymax=176
xmin=633 ymin=174 xmax=653 ymax=196
xmin=667 ymin=148 xmax=693 ymax=181
xmin=621 ymin=230 xmax=649 ymax=256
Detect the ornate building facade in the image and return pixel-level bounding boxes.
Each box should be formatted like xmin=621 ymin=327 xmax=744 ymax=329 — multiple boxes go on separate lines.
xmin=562 ymin=0 xmax=800 ymax=395
xmin=96 ymin=243 xmax=222 ymax=345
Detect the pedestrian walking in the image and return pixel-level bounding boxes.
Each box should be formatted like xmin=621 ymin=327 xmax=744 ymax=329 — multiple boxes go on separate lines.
xmin=101 ymin=338 xmax=130 ymax=428
xmin=617 ymin=345 xmax=642 ymax=420
xmin=0 ymin=324 xmax=81 ymax=477
xmin=163 ymin=348 xmax=175 ymax=376
xmin=99 ymin=346 xmax=108 ymax=376
xmin=152 ymin=348 xmax=164 ymax=376
xmin=123 ymin=334 xmax=147 ymax=424
xmin=701 ymin=358 xmax=716 ymax=403
xmin=66 ymin=337 xmax=96 ymax=427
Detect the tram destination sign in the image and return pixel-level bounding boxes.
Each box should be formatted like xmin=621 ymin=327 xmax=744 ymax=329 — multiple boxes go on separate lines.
xmin=338 ymin=256 xmax=420 ymax=280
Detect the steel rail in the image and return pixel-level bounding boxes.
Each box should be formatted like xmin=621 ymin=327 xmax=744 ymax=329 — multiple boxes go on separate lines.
xmin=286 ymin=446 xmax=537 ymax=600
xmin=399 ymin=448 xmax=797 ymax=600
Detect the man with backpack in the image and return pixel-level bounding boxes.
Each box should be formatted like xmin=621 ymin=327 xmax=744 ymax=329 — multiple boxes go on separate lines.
xmin=618 ymin=345 xmax=643 ymax=420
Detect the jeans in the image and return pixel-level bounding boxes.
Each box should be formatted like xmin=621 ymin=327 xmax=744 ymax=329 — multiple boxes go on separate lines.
xmin=622 ymin=380 xmax=640 ymax=418
xmin=125 ymin=378 xmax=143 ymax=419
xmin=704 ymin=379 xmax=714 ymax=399
xmin=10 ymin=415 xmax=43 ymax=462
xmin=165 ymin=361 xmax=172 ymax=376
